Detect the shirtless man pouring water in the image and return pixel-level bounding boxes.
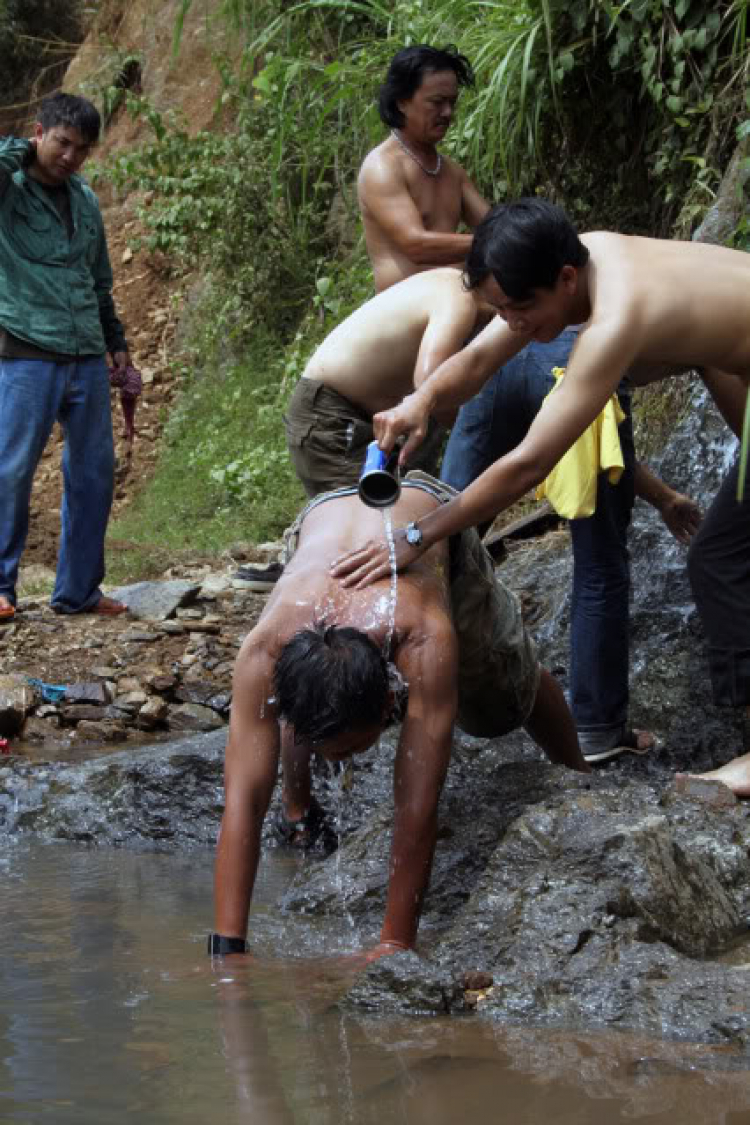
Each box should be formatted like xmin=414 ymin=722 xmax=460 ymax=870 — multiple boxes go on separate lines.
xmin=331 ymin=198 xmax=750 ymax=791
xmin=209 ymin=478 xmax=590 ymax=961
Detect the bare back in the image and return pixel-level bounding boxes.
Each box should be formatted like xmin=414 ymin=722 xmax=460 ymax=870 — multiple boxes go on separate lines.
xmin=303 ymin=267 xmax=479 ymax=414
xmin=584 ymin=232 xmax=750 ymax=381
xmin=249 ymin=489 xmax=453 ymax=669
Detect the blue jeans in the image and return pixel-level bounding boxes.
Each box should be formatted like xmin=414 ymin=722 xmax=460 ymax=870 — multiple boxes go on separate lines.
xmin=441 ymin=330 xmax=635 ymax=743
xmin=0 ymin=356 xmax=115 ymax=613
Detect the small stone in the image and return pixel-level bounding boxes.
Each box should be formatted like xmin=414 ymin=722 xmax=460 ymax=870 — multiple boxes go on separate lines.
xmin=0 ymin=674 xmax=35 ymax=736
xmin=462 ymin=970 xmax=494 ymax=991
xmin=167 ymin=702 xmax=224 ymax=732
xmin=60 ymin=704 xmax=108 ymax=725
xmin=115 ymin=676 xmax=142 ymax=694
xmin=121 ymin=629 xmax=159 ymax=644
xmin=137 ymin=697 xmax=169 ymax=730
xmin=64 ymin=681 xmax=112 ymax=705
xmin=158 ymin=621 xmax=185 ymax=635
xmin=116 ymin=691 xmax=149 ymax=707
xmin=91 ymin=666 xmax=120 ymax=679
xmin=22 ymin=715 xmax=61 ymax=739
xmin=672 ymin=774 xmax=738 ymax=807
xmin=145 ymin=673 xmax=177 ymax=694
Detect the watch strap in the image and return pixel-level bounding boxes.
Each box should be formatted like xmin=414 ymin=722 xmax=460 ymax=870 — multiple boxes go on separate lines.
xmin=207 ymin=932 xmax=248 ymax=956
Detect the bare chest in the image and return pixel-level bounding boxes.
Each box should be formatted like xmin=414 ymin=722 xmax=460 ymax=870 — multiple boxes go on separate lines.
xmin=405 ymin=166 xmax=464 ymax=231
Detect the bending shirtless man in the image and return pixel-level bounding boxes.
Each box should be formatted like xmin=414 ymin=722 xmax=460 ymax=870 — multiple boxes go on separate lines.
xmin=331 ymin=199 xmax=750 ymax=783
xmin=284 ymin=267 xmax=485 ymax=495
xmin=211 ymin=476 xmax=589 ymax=962
xmin=358 ymin=44 xmax=488 ymax=292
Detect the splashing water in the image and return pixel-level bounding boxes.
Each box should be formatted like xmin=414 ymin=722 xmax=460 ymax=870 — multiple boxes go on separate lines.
xmin=382 ymin=508 xmax=398 ymax=657
xmin=328 ymin=761 xmax=358 ymax=939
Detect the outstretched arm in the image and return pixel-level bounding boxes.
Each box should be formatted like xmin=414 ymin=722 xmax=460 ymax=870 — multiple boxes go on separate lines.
xmin=333 ymin=319 xmax=636 ymax=587
xmin=372 ymin=622 xmax=458 ymax=958
xmin=213 ymin=645 xmax=281 ymax=943
xmin=377 ymin=315 xmax=533 ymax=465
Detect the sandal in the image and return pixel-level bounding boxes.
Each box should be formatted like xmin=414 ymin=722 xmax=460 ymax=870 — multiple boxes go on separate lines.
xmin=271 ymin=795 xmax=338 ymax=854
xmin=581 ymin=727 xmax=661 ymax=764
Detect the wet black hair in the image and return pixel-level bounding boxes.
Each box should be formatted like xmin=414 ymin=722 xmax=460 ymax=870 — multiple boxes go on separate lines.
xmin=464 ymin=198 xmax=590 ymax=300
xmin=38 ymin=93 xmax=101 ymax=144
xmin=273 ymin=620 xmax=389 ymax=745
xmin=378 ymin=44 xmax=475 ymax=129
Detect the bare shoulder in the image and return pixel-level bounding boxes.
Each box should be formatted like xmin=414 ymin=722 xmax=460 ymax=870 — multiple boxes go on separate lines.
xmin=393 ymin=579 xmax=458 ymax=678
xmin=358 ymin=138 xmax=402 ymax=191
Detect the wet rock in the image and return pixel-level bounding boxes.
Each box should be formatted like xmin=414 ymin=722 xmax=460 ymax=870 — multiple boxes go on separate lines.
xmin=75 ymin=720 xmax=127 ymax=742
xmin=341 ymin=951 xmax=466 ymax=1016
xmin=109 ymin=579 xmax=200 ymax=621
xmin=175 ymin=681 xmax=230 ymax=714
xmin=0 ymin=730 xmax=226 ymax=843
xmin=22 ymin=715 xmax=61 ymax=740
xmin=0 ymin=674 xmax=34 ymax=736
xmin=168 ymin=702 xmax=224 ymax=732
xmin=672 ymin=774 xmax=738 ymax=807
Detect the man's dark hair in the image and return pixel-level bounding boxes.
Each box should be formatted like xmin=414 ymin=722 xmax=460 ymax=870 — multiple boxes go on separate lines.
xmin=378 ymin=44 xmax=475 ymax=129
xmin=464 ymin=198 xmax=590 ymax=299
xmin=38 ymin=93 xmax=101 ymax=144
xmin=273 ymin=620 xmax=389 ymax=745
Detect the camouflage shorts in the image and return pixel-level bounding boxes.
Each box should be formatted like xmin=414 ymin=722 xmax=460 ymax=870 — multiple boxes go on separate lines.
xmin=284 ymin=472 xmax=539 ymax=739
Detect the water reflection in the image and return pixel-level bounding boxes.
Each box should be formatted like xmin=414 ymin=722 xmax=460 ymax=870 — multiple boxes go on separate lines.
xmin=1 ymin=842 xmax=749 ymax=1124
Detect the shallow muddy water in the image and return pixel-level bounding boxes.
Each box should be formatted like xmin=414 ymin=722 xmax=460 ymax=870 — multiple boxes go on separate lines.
xmin=2 ymin=841 xmax=750 ymax=1125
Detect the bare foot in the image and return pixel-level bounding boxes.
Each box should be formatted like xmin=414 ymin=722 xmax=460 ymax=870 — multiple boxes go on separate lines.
xmin=677 ymin=752 xmax=750 ymax=798
xmin=0 ymin=595 xmax=15 ymax=621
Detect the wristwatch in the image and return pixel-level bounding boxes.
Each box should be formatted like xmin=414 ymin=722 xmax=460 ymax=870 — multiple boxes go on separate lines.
xmin=405 ymin=521 xmax=423 ymax=548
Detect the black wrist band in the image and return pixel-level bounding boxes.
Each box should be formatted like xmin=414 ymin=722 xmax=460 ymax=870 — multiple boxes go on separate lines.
xmin=207 ymin=932 xmax=248 ymax=956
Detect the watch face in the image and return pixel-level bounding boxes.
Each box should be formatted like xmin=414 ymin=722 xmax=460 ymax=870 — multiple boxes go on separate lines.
xmin=406 ymin=524 xmax=421 ymax=546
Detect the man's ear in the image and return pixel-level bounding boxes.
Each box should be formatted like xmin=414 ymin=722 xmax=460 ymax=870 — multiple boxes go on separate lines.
xmin=559 ymin=264 xmax=578 ymax=293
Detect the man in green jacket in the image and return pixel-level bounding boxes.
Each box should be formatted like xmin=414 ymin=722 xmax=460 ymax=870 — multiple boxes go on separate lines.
xmin=0 ymin=93 xmax=129 ymax=620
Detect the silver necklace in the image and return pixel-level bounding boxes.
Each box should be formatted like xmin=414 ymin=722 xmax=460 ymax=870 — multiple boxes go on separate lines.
xmin=391 ymin=130 xmax=442 ymax=176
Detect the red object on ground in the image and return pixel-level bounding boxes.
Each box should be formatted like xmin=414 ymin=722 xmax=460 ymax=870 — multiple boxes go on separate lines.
xmin=0 ymin=738 xmax=9 ymax=754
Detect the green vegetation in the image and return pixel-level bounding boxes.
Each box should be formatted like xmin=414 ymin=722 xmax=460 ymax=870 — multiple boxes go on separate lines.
xmin=0 ymin=0 xmax=87 ymax=131
xmin=106 ymin=254 xmax=375 ymax=578
xmin=95 ymin=0 xmax=749 ymax=561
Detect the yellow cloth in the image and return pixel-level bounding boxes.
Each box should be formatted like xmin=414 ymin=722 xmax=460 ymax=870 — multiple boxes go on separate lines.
xmin=535 ymin=367 xmax=626 ymax=519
